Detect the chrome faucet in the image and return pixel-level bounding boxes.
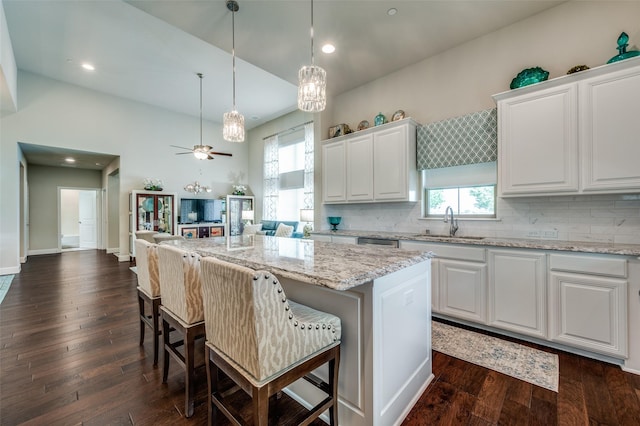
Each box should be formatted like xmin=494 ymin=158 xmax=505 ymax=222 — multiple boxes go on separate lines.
xmin=444 ymin=206 xmax=459 ymax=237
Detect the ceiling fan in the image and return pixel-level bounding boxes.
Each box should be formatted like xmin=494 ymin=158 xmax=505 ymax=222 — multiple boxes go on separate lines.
xmin=172 ymin=73 xmax=233 ymax=160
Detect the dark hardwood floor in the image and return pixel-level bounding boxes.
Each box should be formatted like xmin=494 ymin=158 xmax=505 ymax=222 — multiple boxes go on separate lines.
xmin=1 ymin=250 xmax=639 ymax=425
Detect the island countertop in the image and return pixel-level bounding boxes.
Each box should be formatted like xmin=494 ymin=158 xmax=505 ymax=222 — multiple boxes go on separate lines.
xmin=164 ymin=235 xmax=432 ymax=291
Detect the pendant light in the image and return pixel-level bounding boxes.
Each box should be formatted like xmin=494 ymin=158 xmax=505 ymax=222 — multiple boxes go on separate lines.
xmin=223 ymin=0 xmax=245 ymax=142
xmin=298 ymin=0 xmax=326 ymax=112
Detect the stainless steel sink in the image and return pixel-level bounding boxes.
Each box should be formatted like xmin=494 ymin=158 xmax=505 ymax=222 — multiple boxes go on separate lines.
xmin=414 ymin=234 xmax=485 ymax=240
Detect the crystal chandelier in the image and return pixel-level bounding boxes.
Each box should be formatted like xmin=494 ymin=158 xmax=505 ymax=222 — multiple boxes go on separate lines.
xmin=223 ymin=0 xmax=245 ymax=142
xmin=298 ymin=0 xmax=326 ymax=112
xmin=184 ymin=181 xmax=212 ymax=194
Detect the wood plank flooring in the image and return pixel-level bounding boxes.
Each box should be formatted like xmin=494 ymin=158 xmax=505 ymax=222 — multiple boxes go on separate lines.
xmin=1 ymin=250 xmax=639 ymax=425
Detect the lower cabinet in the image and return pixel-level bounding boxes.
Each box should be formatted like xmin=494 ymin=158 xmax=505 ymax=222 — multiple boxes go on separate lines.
xmin=488 ymin=249 xmax=547 ymax=339
xmin=439 ymin=259 xmax=487 ymax=323
xmin=178 ymin=223 xmax=225 ymax=239
xmin=549 ymin=253 xmax=628 ymax=358
xmin=400 ymin=241 xmax=631 ymax=361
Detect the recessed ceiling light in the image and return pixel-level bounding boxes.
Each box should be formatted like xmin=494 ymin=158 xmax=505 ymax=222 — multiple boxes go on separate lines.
xmin=81 ymin=63 xmax=95 ymax=71
xmin=387 ymin=8 xmax=397 ymax=16
xmin=65 ymin=157 xmax=76 ymax=163
xmin=322 ymin=44 xmax=335 ymax=54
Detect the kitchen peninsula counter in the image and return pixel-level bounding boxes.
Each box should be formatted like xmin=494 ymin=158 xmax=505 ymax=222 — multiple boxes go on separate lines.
xmin=165 ymin=235 xmax=433 ymax=426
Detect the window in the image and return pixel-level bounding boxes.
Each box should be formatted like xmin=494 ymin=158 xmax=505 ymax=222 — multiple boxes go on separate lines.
xmin=263 ymin=122 xmax=314 ymax=227
xmin=422 ymin=162 xmax=497 ymax=218
xmin=427 ymin=185 xmax=496 ymax=217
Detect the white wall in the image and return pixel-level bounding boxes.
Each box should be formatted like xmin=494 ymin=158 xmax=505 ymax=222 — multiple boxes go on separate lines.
xmin=1 ymin=71 xmax=249 ymax=270
xmin=321 ymin=1 xmax=640 ymax=245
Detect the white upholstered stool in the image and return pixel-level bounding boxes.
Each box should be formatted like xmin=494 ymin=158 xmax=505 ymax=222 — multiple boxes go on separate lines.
xmin=200 ymin=257 xmax=341 ymax=426
xmin=157 ymin=245 xmax=206 ymax=418
xmin=134 ymin=239 xmax=161 ymax=366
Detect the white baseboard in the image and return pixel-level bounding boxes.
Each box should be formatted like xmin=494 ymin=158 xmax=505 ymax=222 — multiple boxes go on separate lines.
xmin=106 ymin=247 xmax=119 ymax=254
xmin=0 ymin=265 xmax=21 ymax=275
xmin=28 ymin=248 xmax=61 ymax=256
xmin=117 ymin=254 xmax=131 ymax=262
xmin=20 ymin=256 xmax=27 ymax=263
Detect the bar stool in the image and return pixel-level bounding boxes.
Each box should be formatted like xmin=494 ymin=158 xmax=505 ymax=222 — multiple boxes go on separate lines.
xmin=200 ymin=257 xmax=341 ymax=426
xmin=157 ymin=245 xmax=206 ymax=418
xmin=134 ymin=239 xmax=161 ymax=366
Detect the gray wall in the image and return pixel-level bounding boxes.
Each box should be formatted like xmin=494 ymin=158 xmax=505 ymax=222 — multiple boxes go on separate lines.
xmin=27 ymin=165 xmax=102 ymax=250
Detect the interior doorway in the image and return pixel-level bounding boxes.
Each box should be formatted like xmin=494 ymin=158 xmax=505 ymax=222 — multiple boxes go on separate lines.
xmin=59 ymin=188 xmax=101 ymax=251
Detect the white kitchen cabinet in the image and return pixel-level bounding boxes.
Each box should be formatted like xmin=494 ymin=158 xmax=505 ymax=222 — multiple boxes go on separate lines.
xmin=400 ymin=240 xmax=441 ymax=313
xmin=401 ymin=241 xmax=486 ymax=322
xmin=439 ymin=259 xmax=487 ymax=323
xmin=496 ymin=83 xmax=578 ymax=196
xmin=494 ymin=57 xmax=640 ymax=197
xmin=580 ymin=64 xmax=640 ymax=192
xmin=322 ymin=118 xmax=418 ymax=204
xmin=549 ymin=253 xmax=628 ymax=358
xmin=346 ymin=133 xmax=374 ymax=201
xmin=322 ymin=141 xmax=347 ymax=203
xmin=488 ymin=249 xmax=547 ymax=339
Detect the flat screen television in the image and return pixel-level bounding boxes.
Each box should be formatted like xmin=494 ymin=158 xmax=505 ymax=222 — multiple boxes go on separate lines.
xmin=179 ymin=198 xmax=223 ymax=223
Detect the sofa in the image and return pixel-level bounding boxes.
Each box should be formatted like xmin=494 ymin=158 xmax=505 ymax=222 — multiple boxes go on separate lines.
xmin=248 ymin=220 xmax=303 ymax=238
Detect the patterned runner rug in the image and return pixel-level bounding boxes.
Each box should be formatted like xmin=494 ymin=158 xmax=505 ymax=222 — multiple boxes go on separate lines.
xmin=432 ymin=321 xmax=559 ymax=392
xmin=0 ymin=275 xmax=15 ymax=305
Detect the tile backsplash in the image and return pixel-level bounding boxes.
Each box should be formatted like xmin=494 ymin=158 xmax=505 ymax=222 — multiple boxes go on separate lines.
xmin=322 ymin=193 xmax=640 ymax=245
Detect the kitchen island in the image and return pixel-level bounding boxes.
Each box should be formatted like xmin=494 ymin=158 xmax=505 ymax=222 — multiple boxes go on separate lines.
xmin=165 ymin=235 xmax=434 ymax=426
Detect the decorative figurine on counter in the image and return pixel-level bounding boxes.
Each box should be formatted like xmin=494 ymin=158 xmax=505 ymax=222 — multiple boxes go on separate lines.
xmin=374 ymin=112 xmax=387 ymax=126
xmin=607 ymin=32 xmax=640 ymax=64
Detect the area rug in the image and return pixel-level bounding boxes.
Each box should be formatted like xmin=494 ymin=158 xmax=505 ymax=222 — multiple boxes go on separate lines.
xmin=432 ymin=321 xmax=559 ymax=392
xmin=0 ymin=275 xmax=15 ymax=305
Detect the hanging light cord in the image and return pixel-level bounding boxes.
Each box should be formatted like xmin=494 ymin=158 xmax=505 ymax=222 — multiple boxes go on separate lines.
xmin=198 ymin=73 xmax=203 ymax=145
xmin=310 ymin=0 xmax=315 ymax=66
xmin=231 ymin=4 xmax=237 ymax=110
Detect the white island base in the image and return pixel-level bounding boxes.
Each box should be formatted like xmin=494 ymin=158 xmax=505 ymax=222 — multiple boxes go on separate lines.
xmin=280 ymin=260 xmax=433 ymax=426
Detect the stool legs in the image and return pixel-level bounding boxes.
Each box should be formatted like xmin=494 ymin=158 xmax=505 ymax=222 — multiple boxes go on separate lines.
xmin=137 ymin=290 xmax=161 ymax=367
xmin=161 ymin=309 xmax=205 ymax=418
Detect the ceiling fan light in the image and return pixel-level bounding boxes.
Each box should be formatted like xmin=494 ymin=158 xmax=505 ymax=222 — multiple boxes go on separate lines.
xmin=223 ymin=110 xmax=245 ymax=142
xmin=193 ymin=150 xmax=209 ymax=160
xmin=298 ymin=65 xmax=326 ymax=112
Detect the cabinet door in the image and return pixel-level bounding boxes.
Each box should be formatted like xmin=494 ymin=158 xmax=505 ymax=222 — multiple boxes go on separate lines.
xmin=498 ymin=84 xmax=578 ymax=196
xmin=580 ymin=65 xmax=640 ymax=191
xmin=549 ymin=271 xmax=627 ymax=358
xmin=373 ymin=124 xmax=409 ymax=200
xmin=439 ymin=259 xmax=486 ymax=323
xmin=346 ymin=134 xmax=374 ymax=201
xmin=488 ymin=250 xmax=546 ymax=338
xmin=399 ymin=240 xmax=440 ymax=313
xmin=322 ymin=141 xmax=346 ymax=203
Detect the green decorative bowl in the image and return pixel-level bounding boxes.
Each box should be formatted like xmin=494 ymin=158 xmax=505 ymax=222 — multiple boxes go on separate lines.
xmin=510 ymin=67 xmax=549 ymax=90
xmin=327 ymin=216 xmax=342 ymax=231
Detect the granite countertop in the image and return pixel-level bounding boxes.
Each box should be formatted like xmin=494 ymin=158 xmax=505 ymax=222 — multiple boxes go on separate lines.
xmin=313 ymin=230 xmax=640 ymax=257
xmin=164 ymin=235 xmax=432 ymax=291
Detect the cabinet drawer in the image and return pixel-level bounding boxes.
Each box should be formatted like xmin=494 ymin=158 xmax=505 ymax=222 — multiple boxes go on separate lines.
xmin=402 ymin=242 xmax=485 ymax=262
xmin=549 ymin=253 xmax=627 ymax=278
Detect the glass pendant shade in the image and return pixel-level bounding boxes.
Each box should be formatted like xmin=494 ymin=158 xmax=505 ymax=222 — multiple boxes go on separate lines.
xmin=298 ymin=65 xmax=326 ymax=112
xmin=223 ymin=110 xmax=245 ymax=142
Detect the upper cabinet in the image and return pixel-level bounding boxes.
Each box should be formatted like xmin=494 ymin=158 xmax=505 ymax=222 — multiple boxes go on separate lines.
xmin=493 ymin=57 xmax=640 ymax=197
xmin=322 ymin=118 xmax=418 ymax=204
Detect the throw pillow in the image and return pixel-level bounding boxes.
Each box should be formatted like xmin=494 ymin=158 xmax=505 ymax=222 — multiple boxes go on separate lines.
xmin=274 ymin=223 xmax=294 ymax=238
xmin=243 ymin=224 xmax=263 ymax=236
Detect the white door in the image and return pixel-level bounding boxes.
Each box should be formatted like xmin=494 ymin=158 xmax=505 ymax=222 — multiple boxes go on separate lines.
xmin=79 ymin=190 xmax=97 ymax=248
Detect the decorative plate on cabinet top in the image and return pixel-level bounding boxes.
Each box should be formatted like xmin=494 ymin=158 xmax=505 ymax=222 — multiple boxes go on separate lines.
xmin=357 ymin=120 xmax=370 ymax=131
xmin=391 ymin=110 xmax=405 ymax=121
xmin=509 ymin=66 xmax=549 ymax=89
